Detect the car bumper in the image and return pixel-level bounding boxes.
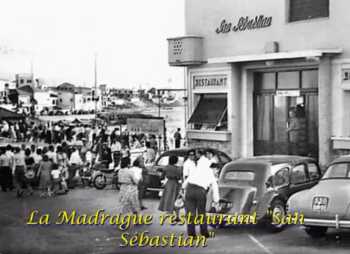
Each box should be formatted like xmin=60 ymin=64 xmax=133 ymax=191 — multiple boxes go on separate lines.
xmin=304 ymin=215 xmax=350 ymax=229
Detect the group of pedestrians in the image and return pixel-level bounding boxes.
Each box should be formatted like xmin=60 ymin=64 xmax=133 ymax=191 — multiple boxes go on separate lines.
xmin=0 ymin=144 xmax=70 ymax=197
xmin=157 ymin=148 xmax=219 ymax=237
xmin=117 ymin=147 xmax=219 ymax=237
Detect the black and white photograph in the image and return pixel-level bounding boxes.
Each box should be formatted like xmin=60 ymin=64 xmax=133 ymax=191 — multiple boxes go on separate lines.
xmin=0 ymin=0 xmax=350 ymax=253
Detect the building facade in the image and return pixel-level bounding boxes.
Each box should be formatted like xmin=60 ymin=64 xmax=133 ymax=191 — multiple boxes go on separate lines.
xmin=0 ymin=80 xmax=13 ymax=104
xmin=33 ymin=89 xmax=58 ymax=113
xmin=15 ymin=73 xmax=34 ymax=88
xmin=169 ymin=0 xmax=350 ymax=166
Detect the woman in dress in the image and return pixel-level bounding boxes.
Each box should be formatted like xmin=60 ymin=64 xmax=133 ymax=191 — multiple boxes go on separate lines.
xmin=13 ymin=147 xmax=33 ymax=197
xmin=158 ymin=155 xmax=182 ymax=219
xmin=56 ymin=146 xmax=68 ymax=177
xmin=38 ymin=154 xmax=53 ymax=197
xmin=117 ymin=157 xmax=141 ymax=214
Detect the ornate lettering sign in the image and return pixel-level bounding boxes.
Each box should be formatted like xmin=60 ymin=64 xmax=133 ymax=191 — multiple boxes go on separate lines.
xmin=193 ymin=75 xmax=227 ymax=90
xmin=216 ymin=15 xmax=272 ymax=34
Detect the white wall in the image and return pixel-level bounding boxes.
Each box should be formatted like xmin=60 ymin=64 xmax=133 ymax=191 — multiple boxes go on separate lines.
xmin=186 ymin=0 xmax=350 ymax=59
xmin=34 ymin=91 xmax=57 ymax=111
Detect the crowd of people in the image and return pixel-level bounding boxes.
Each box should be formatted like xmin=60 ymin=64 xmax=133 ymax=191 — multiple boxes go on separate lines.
xmin=0 ymin=119 xmax=183 ymax=150
xmin=0 ymin=118 xmax=210 ymax=235
xmin=0 ymin=117 xmax=164 ymax=199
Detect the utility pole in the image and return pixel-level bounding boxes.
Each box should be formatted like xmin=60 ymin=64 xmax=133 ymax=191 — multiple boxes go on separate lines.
xmin=94 ymin=53 xmax=98 ymax=127
xmin=158 ymin=89 xmax=161 ymax=117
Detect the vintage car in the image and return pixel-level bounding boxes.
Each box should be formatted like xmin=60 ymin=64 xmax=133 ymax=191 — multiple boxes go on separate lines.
xmin=210 ymin=155 xmax=322 ymax=232
xmin=143 ymin=148 xmax=232 ymax=196
xmin=287 ymin=156 xmax=350 ymax=238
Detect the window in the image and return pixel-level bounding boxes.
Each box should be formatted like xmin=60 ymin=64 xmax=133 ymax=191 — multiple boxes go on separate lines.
xmin=224 ymin=171 xmax=255 ymax=181
xmin=218 ymin=152 xmax=231 ymax=165
xmin=188 ymin=94 xmax=227 ymax=131
xmin=277 ymin=71 xmax=299 ymax=89
xmin=27 ymin=80 xmax=32 ymax=83
xmin=322 ymin=163 xmax=350 ymax=179
xmin=20 ymin=79 xmax=24 ymax=84
xmin=291 ymin=164 xmax=307 ymax=184
xmin=302 ymin=70 xmax=318 ymax=88
xmin=156 ymin=156 xmax=185 ymax=167
xmin=273 ymin=167 xmax=290 ymax=187
xmin=254 ymin=72 xmax=275 ymax=91
xmin=307 ymin=163 xmax=320 ymax=180
xmin=289 ymin=0 xmax=329 ymax=22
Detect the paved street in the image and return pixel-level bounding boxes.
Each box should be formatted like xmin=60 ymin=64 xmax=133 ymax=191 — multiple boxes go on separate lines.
xmin=1 ymin=188 xmax=350 ymax=254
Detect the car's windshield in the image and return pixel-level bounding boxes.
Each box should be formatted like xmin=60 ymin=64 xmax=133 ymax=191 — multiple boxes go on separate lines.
xmin=156 ymin=155 xmax=185 ymax=167
xmin=322 ymin=163 xmax=350 ymax=179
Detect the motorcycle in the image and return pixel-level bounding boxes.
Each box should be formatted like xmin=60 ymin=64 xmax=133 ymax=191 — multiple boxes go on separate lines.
xmin=79 ymin=163 xmax=95 ymax=187
xmin=92 ymin=161 xmax=120 ymax=190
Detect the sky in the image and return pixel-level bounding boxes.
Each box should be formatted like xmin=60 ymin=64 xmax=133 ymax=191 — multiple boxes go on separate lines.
xmin=0 ymin=0 xmax=185 ymax=89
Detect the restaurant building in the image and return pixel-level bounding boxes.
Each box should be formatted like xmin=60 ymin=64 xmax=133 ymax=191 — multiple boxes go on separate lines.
xmin=168 ymin=0 xmax=350 ymax=166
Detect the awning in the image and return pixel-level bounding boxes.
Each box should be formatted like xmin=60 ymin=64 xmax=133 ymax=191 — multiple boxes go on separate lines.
xmin=71 ymin=118 xmax=82 ymax=124
xmin=188 ymin=96 xmax=227 ymax=124
xmin=208 ymin=48 xmax=342 ymax=64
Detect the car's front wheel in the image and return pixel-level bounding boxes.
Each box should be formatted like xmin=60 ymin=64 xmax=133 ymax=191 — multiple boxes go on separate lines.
xmin=267 ymin=199 xmax=287 ymax=233
xmin=304 ymin=226 xmax=328 ymax=238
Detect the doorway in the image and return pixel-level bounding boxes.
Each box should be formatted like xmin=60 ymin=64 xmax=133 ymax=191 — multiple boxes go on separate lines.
xmin=253 ymin=70 xmax=319 ymax=158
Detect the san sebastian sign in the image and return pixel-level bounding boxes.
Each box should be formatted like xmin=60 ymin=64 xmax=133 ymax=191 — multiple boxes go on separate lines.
xmin=216 ymin=15 xmax=272 ymax=34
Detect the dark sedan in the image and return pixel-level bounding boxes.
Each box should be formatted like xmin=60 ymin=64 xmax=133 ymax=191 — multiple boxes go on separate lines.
xmin=208 ymin=155 xmax=322 ymax=232
xmin=142 ymin=147 xmax=232 ymax=196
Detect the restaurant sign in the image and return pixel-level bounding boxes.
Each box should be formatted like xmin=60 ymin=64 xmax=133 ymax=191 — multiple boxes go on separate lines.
xmin=216 ymin=15 xmax=272 ymax=34
xmin=193 ymin=75 xmax=228 ymax=90
xmin=127 ymin=118 xmax=165 ymax=136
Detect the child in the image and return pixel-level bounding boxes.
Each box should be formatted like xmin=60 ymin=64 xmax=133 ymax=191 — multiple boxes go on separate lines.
xmin=51 ymin=164 xmax=61 ymax=195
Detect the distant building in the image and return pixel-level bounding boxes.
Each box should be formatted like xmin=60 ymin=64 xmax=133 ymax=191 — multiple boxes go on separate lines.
xmin=17 ymin=85 xmax=33 ymax=114
xmin=56 ymin=82 xmax=75 ymax=92
xmin=15 ymin=73 xmax=34 ymax=88
xmin=55 ymin=82 xmax=102 ymax=112
xmin=0 ymin=80 xmax=14 ymax=104
xmin=33 ymin=89 xmax=58 ymax=113
xmin=109 ymin=88 xmax=133 ymax=99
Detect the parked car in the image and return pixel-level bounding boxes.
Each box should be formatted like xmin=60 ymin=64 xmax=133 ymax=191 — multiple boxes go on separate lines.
xmin=143 ymin=148 xmax=232 ymax=196
xmin=287 ymin=156 xmax=350 ymax=238
xmin=55 ymin=110 xmax=64 ymax=116
xmin=210 ymin=155 xmax=321 ymax=232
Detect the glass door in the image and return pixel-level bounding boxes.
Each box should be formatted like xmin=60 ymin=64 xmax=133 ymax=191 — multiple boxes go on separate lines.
xmin=253 ymin=70 xmax=318 ymax=158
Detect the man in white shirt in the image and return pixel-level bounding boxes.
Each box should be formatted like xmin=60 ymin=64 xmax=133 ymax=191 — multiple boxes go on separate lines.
xmin=111 ymin=139 xmax=122 ymax=167
xmin=182 ymin=149 xmax=196 ymax=180
xmin=46 ymin=145 xmax=57 ymax=164
xmin=183 ymin=149 xmax=219 ymax=237
xmin=68 ymin=147 xmax=83 ymax=188
xmin=33 ymin=148 xmax=43 ymax=164
xmin=69 ymin=148 xmax=83 ymax=165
